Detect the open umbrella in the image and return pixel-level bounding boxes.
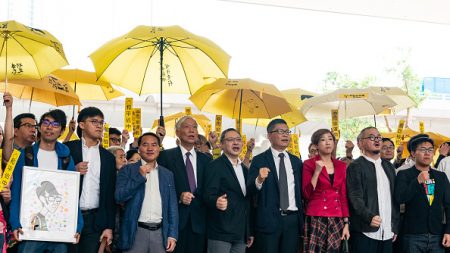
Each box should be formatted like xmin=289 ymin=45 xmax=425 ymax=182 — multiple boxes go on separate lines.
xmin=301 ymin=87 xmax=397 ymax=120
xmin=0 ymin=20 xmax=68 ymax=88
xmin=0 ymin=75 xmax=81 ymax=108
xmin=90 ymin=25 xmax=230 ymax=126
xmin=367 ymin=86 xmax=417 ymax=113
xmin=151 ymin=112 xmax=211 ymax=137
xmin=190 ymin=78 xmax=291 ymax=121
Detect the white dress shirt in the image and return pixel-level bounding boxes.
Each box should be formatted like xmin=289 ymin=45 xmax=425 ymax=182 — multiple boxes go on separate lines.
xmin=138 ymin=160 xmax=163 ymax=224
xmin=180 ymin=145 xmax=197 ymax=185
xmin=79 ymin=138 xmax=101 ymax=210
xmin=437 ymin=156 xmax=450 ymax=181
xmin=362 ymin=155 xmax=394 ymax=241
xmin=227 ymin=157 xmax=246 ymax=196
xmin=255 ymin=148 xmax=298 ymax=211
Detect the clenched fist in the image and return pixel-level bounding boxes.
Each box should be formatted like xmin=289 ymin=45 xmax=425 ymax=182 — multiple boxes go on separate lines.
xmin=216 ymin=194 xmax=228 ymax=211
xmin=257 ymin=167 xmax=270 ymax=184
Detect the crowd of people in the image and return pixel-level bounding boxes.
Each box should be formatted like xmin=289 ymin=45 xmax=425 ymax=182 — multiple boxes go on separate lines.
xmin=0 ymin=92 xmax=449 ymax=253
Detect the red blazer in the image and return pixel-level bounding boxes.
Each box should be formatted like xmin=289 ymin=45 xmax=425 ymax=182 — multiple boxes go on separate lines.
xmin=302 ymin=155 xmax=349 ymax=217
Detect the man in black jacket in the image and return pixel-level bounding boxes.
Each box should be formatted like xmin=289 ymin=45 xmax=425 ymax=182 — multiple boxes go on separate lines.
xmin=347 ymin=127 xmax=399 ymax=253
xmin=395 ymin=136 xmax=450 ymax=252
xmin=158 ymin=116 xmax=212 ymax=253
xmin=204 ymin=128 xmax=253 ymax=253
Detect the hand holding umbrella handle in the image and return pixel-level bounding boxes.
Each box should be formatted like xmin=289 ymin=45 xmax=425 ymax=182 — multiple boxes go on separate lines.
xmin=159 ymin=116 xmax=165 ymax=128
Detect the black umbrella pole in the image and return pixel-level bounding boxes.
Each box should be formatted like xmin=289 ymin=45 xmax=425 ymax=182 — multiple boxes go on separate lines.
xmin=159 ymin=38 xmax=165 ymax=127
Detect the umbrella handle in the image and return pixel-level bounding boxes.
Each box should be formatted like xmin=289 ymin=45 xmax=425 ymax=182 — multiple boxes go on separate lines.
xmin=159 ymin=115 xmax=165 ymax=128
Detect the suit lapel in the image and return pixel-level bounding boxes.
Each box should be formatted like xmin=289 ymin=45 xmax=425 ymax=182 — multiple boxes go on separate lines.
xmin=265 ymin=149 xmax=278 ymax=186
xmin=158 ymin=166 xmax=167 ymax=207
xmin=195 ymin=151 xmax=204 ymax=187
xmin=173 ymin=147 xmax=190 ymax=191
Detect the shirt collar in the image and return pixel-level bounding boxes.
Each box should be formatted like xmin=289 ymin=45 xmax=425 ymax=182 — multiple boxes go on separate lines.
xmin=141 ymin=159 xmax=158 ymax=170
xmin=226 ymin=156 xmax=242 ymax=167
xmin=180 ymin=145 xmax=195 ymax=156
xmin=363 ymin=154 xmax=382 ymax=165
xmin=81 ymin=137 xmax=100 ymax=149
xmin=271 ymin=147 xmax=287 ymax=158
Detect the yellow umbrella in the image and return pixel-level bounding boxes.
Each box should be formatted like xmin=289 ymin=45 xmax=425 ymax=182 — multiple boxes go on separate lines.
xmin=0 ymin=20 xmax=68 ymax=85
xmin=190 ymin=78 xmax=291 ymax=120
xmin=243 ymin=88 xmax=317 ymax=128
xmin=52 ymin=69 xmax=124 ymax=101
xmin=90 ymin=25 xmax=230 ymax=125
xmin=0 ymin=75 xmax=81 ymax=108
xmin=151 ymin=112 xmax=211 ymax=137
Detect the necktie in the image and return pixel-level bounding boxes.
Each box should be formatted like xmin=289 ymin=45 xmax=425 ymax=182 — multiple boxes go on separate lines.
xmin=185 ymin=152 xmax=196 ymax=192
xmin=278 ymin=153 xmax=289 ymax=210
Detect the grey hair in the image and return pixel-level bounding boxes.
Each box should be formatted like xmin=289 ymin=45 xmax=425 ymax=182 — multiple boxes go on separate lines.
xmin=175 ymin=115 xmax=197 ymax=131
xmin=107 ymin=146 xmax=125 ymax=157
xmin=357 ymin=126 xmax=378 ymax=142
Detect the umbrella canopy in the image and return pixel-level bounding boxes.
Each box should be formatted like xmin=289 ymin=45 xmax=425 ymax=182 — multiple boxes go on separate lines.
xmin=367 ymin=86 xmax=417 ymax=113
xmin=0 ymin=20 xmax=68 ymax=82
xmin=301 ymin=87 xmax=397 ymax=119
xmin=52 ymin=69 xmax=123 ymax=101
xmin=242 ymin=88 xmax=317 ymax=128
xmin=151 ymin=112 xmax=211 ymax=137
xmin=190 ymin=78 xmax=291 ymax=119
xmin=90 ymin=25 xmax=230 ymax=124
xmin=0 ymin=75 xmax=81 ymax=107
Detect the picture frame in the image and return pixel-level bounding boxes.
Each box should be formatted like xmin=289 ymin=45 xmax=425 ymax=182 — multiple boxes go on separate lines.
xmin=19 ymin=166 xmax=80 ymax=243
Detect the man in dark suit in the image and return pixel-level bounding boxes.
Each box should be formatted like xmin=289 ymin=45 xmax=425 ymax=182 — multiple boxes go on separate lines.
xmin=347 ymin=127 xmax=399 ymax=253
xmin=65 ymin=107 xmax=116 ymax=253
xmin=204 ymin=128 xmax=254 ymax=253
xmin=395 ymin=136 xmax=450 ymax=252
xmin=247 ymin=119 xmax=303 ymax=253
xmin=158 ymin=116 xmax=212 ymax=253
xmin=115 ymin=132 xmax=178 ymax=253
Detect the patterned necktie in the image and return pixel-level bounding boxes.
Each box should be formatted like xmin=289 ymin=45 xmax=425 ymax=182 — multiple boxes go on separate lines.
xmin=185 ymin=152 xmax=196 ymax=192
xmin=278 ymin=153 xmax=289 ymax=210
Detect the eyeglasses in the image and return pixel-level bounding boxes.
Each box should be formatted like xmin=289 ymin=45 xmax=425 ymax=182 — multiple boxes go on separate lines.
xmin=46 ymin=195 xmax=62 ymax=203
xmin=224 ymin=137 xmax=242 ymax=143
xmin=362 ymin=135 xmax=383 ymax=142
xmin=19 ymin=123 xmax=38 ymax=129
xmin=416 ymin=147 xmax=435 ymax=154
xmin=381 ymin=146 xmax=395 ymax=151
xmin=85 ymin=119 xmax=105 ymax=127
xmin=109 ymin=137 xmax=121 ymax=143
xmin=41 ymin=119 xmax=61 ymax=128
xmin=270 ymin=129 xmax=292 ymax=135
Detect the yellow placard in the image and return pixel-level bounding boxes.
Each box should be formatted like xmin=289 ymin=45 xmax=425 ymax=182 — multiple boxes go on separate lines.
xmin=215 ymin=115 xmax=222 ymax=137
xmin=395 ymin=119 xmax=405 ymax=146
xmin=240 ymin=135 xmax=247 ymax=159
xmin=204 ymin=123 xmax=212 ymax=139
xmin=133 ymin=108 xmax=142 ymax=138
xmin=419 ymin=121 xmax=425 ymax=133
xmin=185 ymin=107 xmax=192 ymax=115
xmin=235 ymin=118 xmax=242 ymax=135
xmin=124 ymin=98 xmax=133 ymax=131
xmin=338 ymin=93 xmax=369 ymax=100
xmin=0 ymin=149 xmax=2 ymax=173
xmin=331 ymin=110 xmax=340 ymax=140
xmin=0 ymin=149 xmax=20 ymax=191
xmin=102 ymin=123 xmax=110 ymax=148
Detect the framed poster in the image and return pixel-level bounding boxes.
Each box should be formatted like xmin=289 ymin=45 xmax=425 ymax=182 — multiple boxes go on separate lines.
xmin=20 ymin=166 xmax=80 ymax=243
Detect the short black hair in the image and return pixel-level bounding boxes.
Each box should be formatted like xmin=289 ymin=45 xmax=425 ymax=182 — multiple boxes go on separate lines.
xmin=267 ymin=119 xmax=288 ymax=133
xmin=39 ymin=109 xmax=67 ymax=132
xmin=382 ymin=138 xmax=394 ymax=147
xmin=126 ymin=149 xmax=139 ymax=160
xmin=76 ymin=107 xmax=104 ymax=137
xmin=138 ymin=132 xmax=161 ymax=147
xmin=13 ymin=113 xmax=36 ymax=129
xmin=109 ymin=127 xmax=121 ymax=136
xmin=220 ymin=128 xmax=241 ymax=143
xmin=409 ymin=134 xmax=434 ymax=153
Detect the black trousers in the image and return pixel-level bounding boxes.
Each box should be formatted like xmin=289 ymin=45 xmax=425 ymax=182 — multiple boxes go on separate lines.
xmin=350 ymin=232 xmax=393 ymax=253
xmin=174 ymin=217 xmax=206 ymax=253
xmin=255 ymin=213 xmax=300 ymax=253
xmin=68 ymin=211 xmax=101 ymax=253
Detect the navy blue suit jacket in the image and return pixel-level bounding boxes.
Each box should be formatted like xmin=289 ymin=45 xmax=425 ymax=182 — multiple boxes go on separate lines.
xmin=247 ymin=148 xmax=304 ymax=234
xmin=115 ymin=161 xmax=178 ymax=250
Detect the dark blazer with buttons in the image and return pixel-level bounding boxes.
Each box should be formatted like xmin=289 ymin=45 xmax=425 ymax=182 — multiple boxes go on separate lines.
xmin=65 ymin=140 xmax=117 ymax=231
xmin=204 ymin=154 xmax=253 ymax=243
xmin=247 ymin=148 xmax=304 ymax=234
xmin=158 ymin=146 xmax=212 ymax=234
xmin=346 ymin=156 xmax=400 ymax=234
xmin=302 ymin=155 xmax=349 ymax=217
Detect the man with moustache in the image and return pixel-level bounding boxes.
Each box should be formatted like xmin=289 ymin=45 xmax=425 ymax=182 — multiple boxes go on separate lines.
xmin=116 ymin=132 xmax=178 ymax=253
xmin=247 ymin=119 xmax=303 ymax=253
xmin=347 ymin=127 xmax=399 ymax=253
xmin=158 ymin=116 xmax=212 ymax=253
xmin=204 ymin=128 xmax=254 ymax=253
xmin=65 ymin=107 xmax=116 ymax=253
xmin=10 ymin=109 xmax=83 ymax=253
xmin=395 ymin=136 xmax=450 ymax=252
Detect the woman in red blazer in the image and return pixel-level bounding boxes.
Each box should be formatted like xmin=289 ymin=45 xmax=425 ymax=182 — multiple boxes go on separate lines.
xmin=302 ymin=129 xmax=350 ymax=253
